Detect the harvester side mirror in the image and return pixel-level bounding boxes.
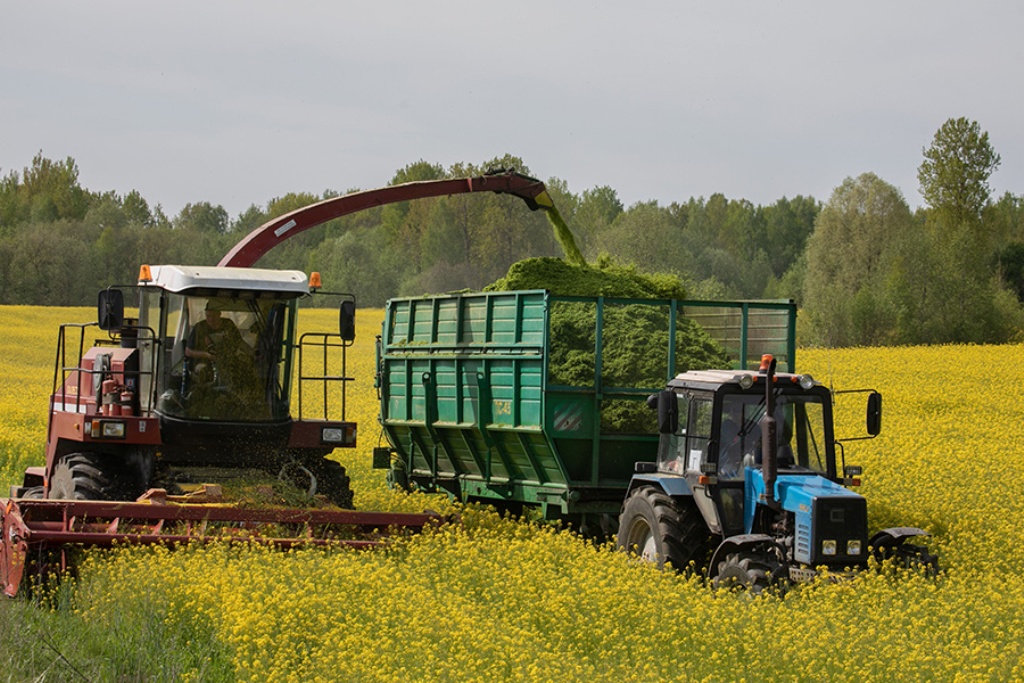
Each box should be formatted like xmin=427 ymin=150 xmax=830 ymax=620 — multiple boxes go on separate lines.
xmin=650 ymin=390 xmax=678 ymax=434
xmin=339 ymin=300 xmax=356 ymax=342
xmin=97 ymin=289 xmax=125 ymax=331
xmin=866 ymin=391 xmax=882 ymax=436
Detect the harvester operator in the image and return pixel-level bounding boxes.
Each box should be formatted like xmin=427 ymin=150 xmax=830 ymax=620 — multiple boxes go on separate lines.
xmin=184 ymin=300 xmax=264 ymax=419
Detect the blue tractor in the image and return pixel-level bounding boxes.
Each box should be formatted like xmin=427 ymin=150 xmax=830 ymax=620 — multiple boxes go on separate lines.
xmin=617 ymin=355 xmax=936 ymax=591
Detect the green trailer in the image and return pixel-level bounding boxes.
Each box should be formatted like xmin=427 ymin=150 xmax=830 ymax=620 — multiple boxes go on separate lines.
xmin=375 ymin=290 xmax=796 ymax=533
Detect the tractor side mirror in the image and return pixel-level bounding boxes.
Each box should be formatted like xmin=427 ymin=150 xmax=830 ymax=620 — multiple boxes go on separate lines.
xmin=339 ymin=300 xmax=356 ymax=342
xmin=97 ymin=289 xmax=125 ymax=331
xmin=648 ymin=390 xmax=678 ymax=434
xmin=866 ymin=391 xmax=882 ymax=436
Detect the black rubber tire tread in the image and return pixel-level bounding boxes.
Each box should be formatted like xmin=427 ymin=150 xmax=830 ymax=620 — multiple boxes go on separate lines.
xmin=714 ymin=550 xmax=785 ymax=595
xmin=48 ymin=452 xmax=125 ymax=501
xmin=616 ymin=486 xmax=711 ymax=572
xmin=309 ymin=457 xmax=354 ymax=509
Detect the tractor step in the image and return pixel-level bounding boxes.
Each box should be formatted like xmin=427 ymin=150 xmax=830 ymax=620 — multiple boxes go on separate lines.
xmin=1 ymin=497 xmax=447 ymax=597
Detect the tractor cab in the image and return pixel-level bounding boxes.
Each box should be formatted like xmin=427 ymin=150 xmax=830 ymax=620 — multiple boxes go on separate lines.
xmin=655 ymin=362 xmax=844 ymax=539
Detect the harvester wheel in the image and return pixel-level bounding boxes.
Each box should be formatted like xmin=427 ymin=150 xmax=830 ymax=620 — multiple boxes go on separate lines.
xmin=308 ymin=458 xmax=354 ymax=509
xmin=714 ymin=549 xmax=787 ymax=595
xmin=49 ymin=452 xmax=123 ymax=501
xmin=616 ymin=486 xmax=710 ymax=572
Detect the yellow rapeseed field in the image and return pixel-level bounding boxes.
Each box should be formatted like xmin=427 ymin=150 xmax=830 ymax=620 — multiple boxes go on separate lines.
xmin=3 ymin=305 xmax=1024 ymax=681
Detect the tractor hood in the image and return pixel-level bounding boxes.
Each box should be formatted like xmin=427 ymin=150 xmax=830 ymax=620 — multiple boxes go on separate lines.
xmin=744 ymin=468 xmax=868 ymax=566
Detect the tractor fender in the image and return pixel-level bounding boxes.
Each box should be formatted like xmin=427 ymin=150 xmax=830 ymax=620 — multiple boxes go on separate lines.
xmin=624 ymin=473 xmax=693 ymax=499
xmin=869 ymin=526 xmax=930 ymax=546
xmin=708 ymin=533 xmax=783 ymax=579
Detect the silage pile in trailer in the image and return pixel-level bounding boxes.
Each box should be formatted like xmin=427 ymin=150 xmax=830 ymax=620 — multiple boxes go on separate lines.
xmin=486 ymin=257 xmax=729 ymax=431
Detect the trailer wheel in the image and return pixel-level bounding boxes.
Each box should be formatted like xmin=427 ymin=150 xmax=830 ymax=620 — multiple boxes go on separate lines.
xmin=616 ymin=486 xmax=710 ymax=571
xmin=48 ymin=453 xmax=122 ymax=501
xmin=713 ymin=549 xmax=787 ymax=595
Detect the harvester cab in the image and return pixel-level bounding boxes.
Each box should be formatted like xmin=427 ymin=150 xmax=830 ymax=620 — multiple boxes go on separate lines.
xmin=618 ymin=354 xmax=937 ymax=592
xmin=16 ymin=264 xmax=358 ymax=507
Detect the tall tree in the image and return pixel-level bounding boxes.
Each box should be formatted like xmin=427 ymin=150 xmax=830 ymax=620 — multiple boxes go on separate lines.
xmin=918 ymin=117 xmax=1001 ymax=230
xmin=803 ymin=173 xmax=915 ymax=346
xmin=914 ymin=118 xmax=1021 ymax=340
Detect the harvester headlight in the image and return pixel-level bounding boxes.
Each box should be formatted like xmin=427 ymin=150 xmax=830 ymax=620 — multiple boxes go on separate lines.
xmin=322 ymin=426 xmax=355 ymax=444
xmin=847 ymin=540 xmax=862 ymax=555
xmin=822 ymin=540 xmax=837 ymax=556
xmin=322 ymin=427 xmax=345 ymax=443
xmin=798 ymin=374 xmax=815 ymax=390
xmin=92 ymin=420 xmax=127 ymax=439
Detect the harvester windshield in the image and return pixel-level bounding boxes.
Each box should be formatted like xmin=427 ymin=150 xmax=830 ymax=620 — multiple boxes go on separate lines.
xmin=139 ymin=290 xmax=296 ymax=422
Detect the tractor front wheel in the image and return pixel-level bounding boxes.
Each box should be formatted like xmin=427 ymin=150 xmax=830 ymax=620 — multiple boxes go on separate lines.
xmin=713 ymin=549 xmax=787 ymax=595
xmin=616 ymin=486 xmax=710 ymax=572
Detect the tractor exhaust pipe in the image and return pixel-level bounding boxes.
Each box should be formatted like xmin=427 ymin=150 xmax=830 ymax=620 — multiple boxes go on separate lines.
xmin=759 ymin=355 xmax=780 ymax=510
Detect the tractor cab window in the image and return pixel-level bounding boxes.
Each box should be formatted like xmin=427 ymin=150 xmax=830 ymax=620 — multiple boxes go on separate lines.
xmin=686 ymin=399 xmax=713 ymax=474
xmin=657 ymin=393 xmax=689 ymax=473
xmin=155 ymin=294 xmax=294 ymax=422
xmin=718 ymin=391 xmax=831 ymax=478
xmin=657 ymin=393 xmax=713 ymax=476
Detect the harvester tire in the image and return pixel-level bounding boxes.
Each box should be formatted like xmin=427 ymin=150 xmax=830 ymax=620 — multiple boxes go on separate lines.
xmin=714 ymin=549 xmax=786 ymax=595
xmin=309 ymin=458 xmax=354 ymax=509
xmin=49 ymin=452 xmax=123 ymax=501
xmin=616 ymin=486 xmax=710 ymax=572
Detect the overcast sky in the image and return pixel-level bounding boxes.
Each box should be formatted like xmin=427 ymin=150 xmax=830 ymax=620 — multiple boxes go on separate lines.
xmin=2 ymin=2 xmax=1021 ymax=219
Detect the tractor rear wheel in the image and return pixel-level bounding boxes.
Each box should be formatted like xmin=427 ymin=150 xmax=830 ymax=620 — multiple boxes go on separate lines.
xmin=616 ymin=486 xmax=710 ymax=571
xmin=714 ymin=549 xmax=787 ymax=595
xmin=48 ymin=452 xmax=124 ymax=501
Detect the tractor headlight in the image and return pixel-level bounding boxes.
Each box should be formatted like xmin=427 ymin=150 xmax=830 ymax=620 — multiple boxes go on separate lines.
xmin=798 ymin=374 xmax=815 ymax=390
xmin=738 ymin=373 xmax=754 ymax=389
xmin=847 ymin=540 xmax=862 ymax=555
xmin=822 ymin=540 xmax=837 ymax=556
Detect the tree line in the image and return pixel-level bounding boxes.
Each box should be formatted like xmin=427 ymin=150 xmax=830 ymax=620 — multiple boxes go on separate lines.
xmin=1 ymin=117 xmax=1022 ymax=347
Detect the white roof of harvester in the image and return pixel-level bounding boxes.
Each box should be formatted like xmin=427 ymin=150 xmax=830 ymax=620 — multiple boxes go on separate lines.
xmin=141 ymin=265 xmax=309 ymax=294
